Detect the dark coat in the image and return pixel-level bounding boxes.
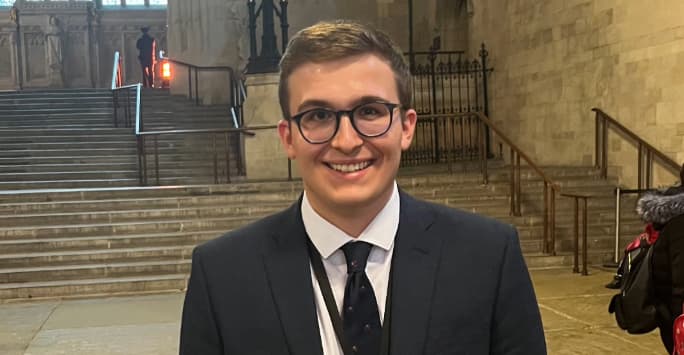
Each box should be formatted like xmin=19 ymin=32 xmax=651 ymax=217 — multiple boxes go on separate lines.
xmin=637 ymin=188 xmax=684 ymax=352
xmin=136 ymin=33 xmax=155 ymax=65
xmin=179 ymin=191 xmax=547 ymax=355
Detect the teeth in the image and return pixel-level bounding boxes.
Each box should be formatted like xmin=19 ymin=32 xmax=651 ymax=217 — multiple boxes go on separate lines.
xmin=329 ymin=161 xmax=371 ymax=173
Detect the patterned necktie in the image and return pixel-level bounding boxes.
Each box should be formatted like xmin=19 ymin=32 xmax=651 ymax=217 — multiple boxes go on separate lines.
xmin=341 ymin=241 xmax=381 ymax=355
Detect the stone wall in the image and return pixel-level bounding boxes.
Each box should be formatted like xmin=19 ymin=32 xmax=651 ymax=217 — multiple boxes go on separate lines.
xmin=467 ymin=0 xmax=684 ymax=187
xmin=166 ymin=0 xmax=468 ymax=107
xmin=0 ymin=1 xmax=166 ymax=90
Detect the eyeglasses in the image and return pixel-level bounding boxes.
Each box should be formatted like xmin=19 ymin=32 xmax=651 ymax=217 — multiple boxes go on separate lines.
xmin=289 ymin=101 xmax=400 ymax=144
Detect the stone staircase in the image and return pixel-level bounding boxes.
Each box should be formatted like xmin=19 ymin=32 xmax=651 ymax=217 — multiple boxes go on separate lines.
xmin=137 ymin=88 xmax=244 ymax=183
xmin=0 ymin=88 xmax=243 ymax=190
xmin=0 ymin=89 xmax=139 ymax=190
xmin=0 ymin=163 xmax=643 ymax=301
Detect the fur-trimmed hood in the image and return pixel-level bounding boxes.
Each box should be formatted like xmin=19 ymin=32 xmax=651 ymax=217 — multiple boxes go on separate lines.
xmin=637 ymin=187 xmax=684 ymax=225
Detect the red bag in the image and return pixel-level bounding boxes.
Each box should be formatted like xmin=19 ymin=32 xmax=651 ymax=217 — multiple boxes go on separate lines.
xmin=674 ymin=302 xmax=684 ymax=355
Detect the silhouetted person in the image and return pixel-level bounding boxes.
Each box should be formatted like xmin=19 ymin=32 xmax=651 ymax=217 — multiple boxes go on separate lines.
xmin=638 ymin=163 xmax=684 ymax=353
xmin=136 ymin=27 xmax=156 ymax=88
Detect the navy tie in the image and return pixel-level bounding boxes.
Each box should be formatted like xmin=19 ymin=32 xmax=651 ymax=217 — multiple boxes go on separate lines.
xmin=341 ymin=241 xmax=381 ymax=354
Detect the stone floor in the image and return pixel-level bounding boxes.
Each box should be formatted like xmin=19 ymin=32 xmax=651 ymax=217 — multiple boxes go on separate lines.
xmin=0 ymin=267 xmax=667 ymax=355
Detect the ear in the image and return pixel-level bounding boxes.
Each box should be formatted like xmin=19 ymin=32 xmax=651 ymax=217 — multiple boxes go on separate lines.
xmin=400 ymin=109 xmax=418 ymax=151
xmin=277 ymin=119 xmax=297 ymax=160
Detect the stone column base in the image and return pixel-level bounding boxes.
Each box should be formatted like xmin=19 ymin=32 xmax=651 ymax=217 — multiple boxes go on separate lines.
xmin=243 ymin=72 xmax=300 ymax=180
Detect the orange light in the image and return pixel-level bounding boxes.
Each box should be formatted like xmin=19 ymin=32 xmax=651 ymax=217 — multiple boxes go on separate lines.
xmin=162 ymin=62 xmax=171 ymax=79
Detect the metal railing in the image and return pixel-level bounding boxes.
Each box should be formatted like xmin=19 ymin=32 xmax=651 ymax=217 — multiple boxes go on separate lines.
xmin=560 ymin=193 xmax=592 ymax=275
xmin=403 ymin=45 xmax=493 ymax=161
xmin=420 ymin=112 xmax=561 ymax=255
xmin=136 ymin=126 xmax=269 ymax=186
xmin=164 ymin=58 xmax=245 ymax=127
xmin=110 ymin=51 xmax=142 ymax=129
xmin=593 ymin=108 xmax=680 ymax=188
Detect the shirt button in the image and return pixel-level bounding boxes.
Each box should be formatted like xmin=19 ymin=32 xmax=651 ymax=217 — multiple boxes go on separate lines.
xmin=352 ymin=345 xmax=358 ymax=352
xmin=347 ymin=306 xmax=353 ymax=312
xmin=364 ymin=324 xmax=372 ymax=333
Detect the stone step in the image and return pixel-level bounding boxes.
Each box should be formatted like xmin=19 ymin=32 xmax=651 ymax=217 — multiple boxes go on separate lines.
xmin=0 ymin=162 xmax=139 ymax=173
xmin=0 ymin=183 xmax=298 ymax=203
xmin=0 ymin=230 xmax=224 ymax=254
xmin=0 ymin=259 xmax=192 ymax=283
xmin=0 ymin=170 xmax=140 ymax=182
xmin=0 ymin=147 xmax=138 ymax=157
xmin=0 ymin=177 xmax=193 ymax=190
xmin=0 ymin=245 xmax=193 ymax=268
xmin=0 ymin=128 xmax=131 ymax=135
xmin=0 ymin=142 xmax=137 ymax=150
xmin=0 ymin=204 xmax=286 ymax=227
xmin=0 ymin=216 xmax=259 ymax=240
xmin=0 ymin=134 xmax=133 ymax=142
xmin=0 ymin=105 xmax=113 ymax=113
xmin=0 ymin=156 xmax=138 ymax=165
xmin=0 ymin=274 xmax=187 ymax=300
xmin=0 ymin=194 xmax=300 ymax=214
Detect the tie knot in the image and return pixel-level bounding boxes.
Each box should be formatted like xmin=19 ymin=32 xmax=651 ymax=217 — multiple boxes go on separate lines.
xmin=341 ymin=241 xmax=373 ymax=274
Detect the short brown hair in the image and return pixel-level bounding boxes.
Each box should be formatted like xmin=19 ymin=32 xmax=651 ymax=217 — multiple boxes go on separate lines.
xmin=278 ymin=20 xmax=411 ymax=119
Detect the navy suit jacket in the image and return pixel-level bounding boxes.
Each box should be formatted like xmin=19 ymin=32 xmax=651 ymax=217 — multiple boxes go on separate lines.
xmin=179 ymin=191 xmax=547 ymax=354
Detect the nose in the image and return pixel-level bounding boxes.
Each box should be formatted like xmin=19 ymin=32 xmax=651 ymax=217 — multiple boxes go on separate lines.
xmin=329 ymin=114 xmax=363 ymax=154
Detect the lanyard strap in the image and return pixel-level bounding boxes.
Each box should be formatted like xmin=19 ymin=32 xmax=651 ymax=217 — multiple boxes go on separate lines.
xmin=306 ymin=239 xmax=392 ymax=355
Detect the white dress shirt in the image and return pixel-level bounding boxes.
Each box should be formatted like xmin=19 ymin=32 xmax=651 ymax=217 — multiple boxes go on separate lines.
xmin=302 ymin=183 xmax=400 ymax=355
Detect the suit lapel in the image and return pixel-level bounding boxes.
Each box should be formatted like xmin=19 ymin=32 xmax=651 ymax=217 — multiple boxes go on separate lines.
xmin=390 ymin=191 xmax=443 ymax=355
xmin=263 ymin=199 xmax=323 ymax=355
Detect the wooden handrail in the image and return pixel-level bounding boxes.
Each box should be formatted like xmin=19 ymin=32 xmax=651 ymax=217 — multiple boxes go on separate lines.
xmin=593 ymin=108 xmax=680 ymax=192
xmin=164 ymin=58 xmax=235 ymax=72
xmin=474 ymin=112 xmax=560 ymax=189
xmin=422 ymin=112 xmax=561 ymax=255
xmin=560 ymin=193 xmax=592 ymax=275
xmin=592 ymin=108 xmax=679 ymax=173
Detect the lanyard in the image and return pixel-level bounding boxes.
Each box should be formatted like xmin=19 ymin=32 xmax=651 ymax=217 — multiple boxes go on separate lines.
xmin=306 ymin=239 xmax=393 ymax=355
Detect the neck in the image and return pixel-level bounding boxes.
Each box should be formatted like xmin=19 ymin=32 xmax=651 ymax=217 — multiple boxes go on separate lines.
xmin=306 ymin=186 xmax=394 ymax=238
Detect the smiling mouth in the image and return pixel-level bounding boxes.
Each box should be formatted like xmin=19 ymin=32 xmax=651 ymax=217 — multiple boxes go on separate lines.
xmin=326 ymin=161 xmax=373 ymax=173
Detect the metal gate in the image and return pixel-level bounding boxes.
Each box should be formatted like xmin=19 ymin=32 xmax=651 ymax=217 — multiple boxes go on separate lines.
xmin=402 ymin=44 xmax=493 ymax=166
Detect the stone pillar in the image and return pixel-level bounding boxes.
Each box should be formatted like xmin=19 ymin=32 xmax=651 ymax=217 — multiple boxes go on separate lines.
xmin=243 ymin=73 xmax=298 ymax=180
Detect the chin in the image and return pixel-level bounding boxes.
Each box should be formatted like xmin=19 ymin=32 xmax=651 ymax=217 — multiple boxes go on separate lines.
xmin=329 ymin=185 xmax=389 ymax=208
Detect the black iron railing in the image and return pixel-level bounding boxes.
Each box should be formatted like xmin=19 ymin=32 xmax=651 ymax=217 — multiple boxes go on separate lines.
xmin=405 ymin=44 xmax=493 ymax=161
xmin=135 ymin=127 xmax=278 ymax=186
xmin=110 ymin=51 xmax=142 ymax=129
xmin=163 ymin=58 xmax=246 ymax=128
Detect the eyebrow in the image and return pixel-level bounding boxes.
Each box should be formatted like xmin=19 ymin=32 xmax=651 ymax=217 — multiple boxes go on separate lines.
xmin=294 ymin=95 xmax=393 ymax=113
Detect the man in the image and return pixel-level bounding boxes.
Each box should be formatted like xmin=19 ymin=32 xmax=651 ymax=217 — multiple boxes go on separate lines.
xmin=180 ymin=20 xmax=546 ymax=355
xmin=136 ymin=27 xmax=156 ymax=88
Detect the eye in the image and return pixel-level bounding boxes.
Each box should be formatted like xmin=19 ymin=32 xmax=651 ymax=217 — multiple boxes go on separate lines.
xmin=355 ymin=103 xmax=389 ymax=120
xmin=300 ymin=108 xmax=335 ymax=124
xmin=359 ymin=106 xmax=380 ymax=115
xmin=311 ymin=109 xmax=332 ymax=120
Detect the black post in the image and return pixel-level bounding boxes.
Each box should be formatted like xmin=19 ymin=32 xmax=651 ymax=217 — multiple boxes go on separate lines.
xmin=246 ymin=0 xmax=284 ymax=74
xmin=429 ymin=48 xmax=439 ymax=162
xmin=408 ymin=0 xmax=414 ymax=72
xmin=280 ymin=0 xmax=289 ymax=54
xmin=248 ymin=0 xmax=258 ymax=60
xmin=479 ymin=43 xmax=491 ymax=157
xmin=11 ymin=6 xmax=23 ymax=90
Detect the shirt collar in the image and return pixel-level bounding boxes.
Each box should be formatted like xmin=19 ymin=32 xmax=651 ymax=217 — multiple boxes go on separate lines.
xmin=302 ymin=182 xmax=400 ymax=259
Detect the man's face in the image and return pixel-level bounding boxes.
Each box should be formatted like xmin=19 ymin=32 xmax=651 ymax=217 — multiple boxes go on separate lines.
xmin=278 ymin=54 xmax=417 ymax=214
